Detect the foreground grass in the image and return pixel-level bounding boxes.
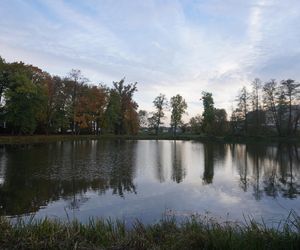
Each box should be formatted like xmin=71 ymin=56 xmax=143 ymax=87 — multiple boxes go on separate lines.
xmin=0 ymin=133 xmax=299 ymax=144
xmin=0 ymin=214 xmax=299 ymax=250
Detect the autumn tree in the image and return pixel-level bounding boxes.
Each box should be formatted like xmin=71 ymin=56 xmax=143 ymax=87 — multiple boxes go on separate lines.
xmin=91 ymin=85 xmax=107 ymax=134
xmin=75 ymin=85 xmax=107 ymax=134
xmin=35 ymin=75 xmax=69 ymax=134
xmin=170 ymin=94 xmax=187 ymax=135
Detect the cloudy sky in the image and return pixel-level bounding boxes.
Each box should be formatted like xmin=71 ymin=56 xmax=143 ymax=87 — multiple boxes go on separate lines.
xmin=1 ymin=0 xmax=300 ymax=121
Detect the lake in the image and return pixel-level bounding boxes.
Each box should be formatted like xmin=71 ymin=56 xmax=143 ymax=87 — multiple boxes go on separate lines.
xmin=0 ymin=140 xmax=299 ymax=225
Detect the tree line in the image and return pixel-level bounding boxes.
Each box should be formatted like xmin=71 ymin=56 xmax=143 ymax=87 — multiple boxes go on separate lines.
xmin=231 ymin=78 xmax=300 ymax=136
xmin=140 ymin=78 xmax=300 ymax=137
xmin=1 ymin=56 xmax=299 ymax=136
xmin=0 ymin=56 xmax=139 ymax=135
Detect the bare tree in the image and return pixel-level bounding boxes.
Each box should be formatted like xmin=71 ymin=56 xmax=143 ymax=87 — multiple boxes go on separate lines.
xmin=251 ymin=78 xmax=262 ymax=132
xmin=263 ymin=80 xmax=283 ymax=135
xmin=236 ymin=87 xmax=250 ymax=134
xmin=280 ymin=79 xmax=300 ymax=135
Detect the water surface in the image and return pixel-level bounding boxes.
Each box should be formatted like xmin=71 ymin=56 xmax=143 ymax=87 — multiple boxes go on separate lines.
xmin=0 ymin=140 xmax=299 ymax=225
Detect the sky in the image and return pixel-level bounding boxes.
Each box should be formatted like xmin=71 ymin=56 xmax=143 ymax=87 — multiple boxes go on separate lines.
xmin=1 ymin=0 xmax=300 ymax=122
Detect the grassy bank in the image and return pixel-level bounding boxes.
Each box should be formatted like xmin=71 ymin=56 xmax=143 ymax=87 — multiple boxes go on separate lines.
xmin=0 ymin=214 xmax=299 ymax=250
xmin=0 ymin=133 xmax=299 ymax=145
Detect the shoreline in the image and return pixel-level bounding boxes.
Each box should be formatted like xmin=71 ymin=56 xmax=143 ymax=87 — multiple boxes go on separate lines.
xmin=0 ymin=134 xmax=299 ymax=145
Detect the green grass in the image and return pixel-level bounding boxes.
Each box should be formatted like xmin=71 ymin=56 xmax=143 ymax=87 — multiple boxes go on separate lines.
xmin=0 ymin=213 xmax=299 ymax=249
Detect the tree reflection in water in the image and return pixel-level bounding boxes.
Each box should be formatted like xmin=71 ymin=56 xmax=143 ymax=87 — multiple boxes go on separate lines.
xmin=0 ymin=140 xmax=137 ymax=215
xmin=171 ymin=141 xmax=185 ymax=183
xmin=234 ymin=143 xmax=300 ymax=200
xmin=0 ymin=141 xmax=299 ymax=217
xmin=203 ymin=143 xmax=214 ymax=184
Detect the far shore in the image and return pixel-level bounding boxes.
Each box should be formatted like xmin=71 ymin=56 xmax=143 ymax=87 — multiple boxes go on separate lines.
xmin=0 ymin=133 xmax=299 ymax=145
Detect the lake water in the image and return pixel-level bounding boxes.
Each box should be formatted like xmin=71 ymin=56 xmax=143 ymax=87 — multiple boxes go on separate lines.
xmin=0 ymin=140 xmax=299 ymax=225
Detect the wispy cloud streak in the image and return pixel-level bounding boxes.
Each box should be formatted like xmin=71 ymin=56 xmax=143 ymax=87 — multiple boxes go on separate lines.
xmin=0 ymin=0 xmax=300 ymax=119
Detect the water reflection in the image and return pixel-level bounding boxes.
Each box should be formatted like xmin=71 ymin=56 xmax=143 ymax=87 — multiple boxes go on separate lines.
xmin=171 ymin=141 xmax=185 ymax=183
xmin=203 ymin=143 xmax=214 ymax=184
xmin=155 ymin=141 xmax=164 ymax=182
xmin=233 ymin=144 xmax=300 ymax=200
xmin=0 ymin=140 xmax=299 ymax=221
xmin=0 ymin=140 xmax=137 ymax=215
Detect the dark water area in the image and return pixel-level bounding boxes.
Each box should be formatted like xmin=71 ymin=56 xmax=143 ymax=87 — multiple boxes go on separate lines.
xmin=0 ymin=140 xmax=299 ymax=225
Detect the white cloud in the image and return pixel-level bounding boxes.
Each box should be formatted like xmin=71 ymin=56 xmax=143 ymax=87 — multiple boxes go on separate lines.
xmin=1 ymin=0 xmax=300 ymax=123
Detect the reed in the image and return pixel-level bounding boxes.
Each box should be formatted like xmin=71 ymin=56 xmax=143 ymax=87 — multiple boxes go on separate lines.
xmin=0 ymin=212 xmax=299 ymax=249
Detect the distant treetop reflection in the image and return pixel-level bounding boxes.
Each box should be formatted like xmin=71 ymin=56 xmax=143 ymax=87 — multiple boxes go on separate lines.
xmin=0 ymin=140 xmax=299 ymax=216
xmin=234 ymin=144 xmax=300 ymax=200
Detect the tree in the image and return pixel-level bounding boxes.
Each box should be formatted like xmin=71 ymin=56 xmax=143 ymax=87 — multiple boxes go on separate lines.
xmin=75 ymin=85 xmax=107 ymax=134
xmin=104 ymin=78 xmax=138 ymax=135
xmin=0 ymin=57 xmax=10 ymax=127
xmin=37 ymin=75 xmax=69 ymax=134
xmin=214 ymin=108 xmax=227 ymax=135
xmin=90 ymin=85 xmax=107 ymax=134
xmin=149 ymin=94 xmax=168 ymax=135
xmin=236 ymin=87 xmax=250 ymax=134
xmin=230 ymin=108 xmax=243 ymax=134
xmin=67 ymin=69 xmax=88 ymax=134
xmin=114 ymin=78 xmax=138 ymax=134
xmin=4 ymin=64 xmax=46 ymax=134
xmin=104 ymin=89 xmax=121 ymax=134
xmin=251 ymin=78 xmax=263 ymax=133
xmin=263 ymin=80 xmax=284 ymax=136
xmin=201 ymin=91 xmax=215 ymax=134
xmin=138 ymin=110 xmax=148 ymax=128
xmin=280 ymin=79 xmax=300 ymax=135
xmin=189 ymin=114 xmax=202 ymax=134
xmin=170 ymin=94 xmax=187 ymax=135
xmin=0 ymin=56 xmax=10 ymax=105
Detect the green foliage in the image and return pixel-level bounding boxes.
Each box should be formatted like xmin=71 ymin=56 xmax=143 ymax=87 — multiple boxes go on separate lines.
xmin=0 ymin=56 xmax=9 ymax=105
xmin=201 ymin=91 xmax=215 ymax=134
xmin=170 ymin=94 xmax=187 ymax=135
xmin=104 ymin=78 xmax=139 ymax=135
xmin=214 ymin=108 xmax=228 ymax=135
xmin=104 ymin=90 xmax=121 ymax=133
xmin=4 ymin=68 xmax=46 ymax=134
xmin=0 ymin=56 xmax=139 ymax=135
xmin=1 ymin=55 xmax=300 ymax=136
xmin=149 ymin=93 xmax=168 ymax=135
xmin=189 ymin=115 xmax=202 ymax=134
